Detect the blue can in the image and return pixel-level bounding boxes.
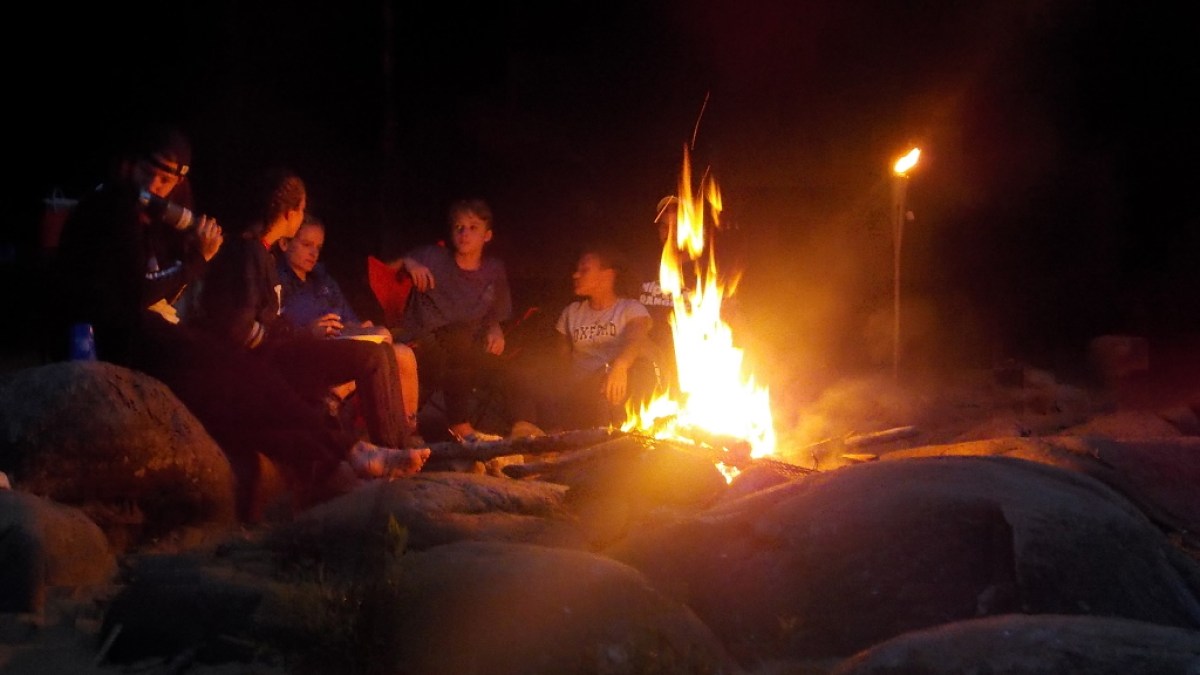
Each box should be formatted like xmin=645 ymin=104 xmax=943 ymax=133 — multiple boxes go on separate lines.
xmin=69 ymin=323 xmax=97 ymax=361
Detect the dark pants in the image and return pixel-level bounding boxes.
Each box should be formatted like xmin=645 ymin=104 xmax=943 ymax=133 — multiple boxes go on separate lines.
xmin=262 ymin=337 xmax=406 ymax=449
xmin=410 ymin=322 xmax=514 ymax=428
xmin=510 ymin=357 xmax=659 ymax=431
xmin=128 ymin=321 xmax=356 ymax=515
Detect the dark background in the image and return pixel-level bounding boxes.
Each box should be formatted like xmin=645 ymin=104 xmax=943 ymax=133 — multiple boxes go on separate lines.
xmin=8 ymin=0 xmax=1199 ymax=382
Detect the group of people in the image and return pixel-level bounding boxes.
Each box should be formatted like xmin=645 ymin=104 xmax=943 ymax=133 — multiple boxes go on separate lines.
xmin=54 ymin=123 xmax=678 ymax=519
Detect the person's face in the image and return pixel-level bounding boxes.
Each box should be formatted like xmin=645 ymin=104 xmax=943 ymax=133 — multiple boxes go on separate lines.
xmin=572 ymin=253 xmax=613 ymax=298
xmin=130 ymin=156 xmax=184 ymax=198
xmin=282 ymin=224 xmax=323 ymax=276
xmin=451 ymin=212 xmax=492 ymax=255
xmin=655 ymin=209 xmax=675 ymax=245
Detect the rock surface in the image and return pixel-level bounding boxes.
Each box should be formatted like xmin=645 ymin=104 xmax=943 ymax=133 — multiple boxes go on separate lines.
xmin=831 ymin=613 xmax=1200 ymax=675
xmin=0 ymin=360 xmax=1197 ymax=674
xmin=0 ymin=361 xmax=236 ymax=551
xmin=610 ymin=455 xmax=1200 ymax=664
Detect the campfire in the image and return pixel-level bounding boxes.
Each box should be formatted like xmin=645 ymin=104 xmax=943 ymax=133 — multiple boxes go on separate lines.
xmin=623 ymin=146 xmax=776 ymax=481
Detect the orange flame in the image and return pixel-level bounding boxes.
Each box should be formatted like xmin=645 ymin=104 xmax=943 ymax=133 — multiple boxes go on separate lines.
xmin=893 ymin=147 xmax=920 ymax=175
xmin=623 ymin=146 xmax=776 ymax=481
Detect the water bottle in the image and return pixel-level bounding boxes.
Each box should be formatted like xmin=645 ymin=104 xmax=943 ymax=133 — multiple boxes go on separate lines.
xmin=69 ymin=323 xmax=97 ymax=361
xmin=139 ymin=190 xmax=200 ymax=231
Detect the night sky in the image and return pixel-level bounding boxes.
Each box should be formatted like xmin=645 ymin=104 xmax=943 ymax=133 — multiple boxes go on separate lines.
xmin=11 ymin=0 xmax=1199 ymax=380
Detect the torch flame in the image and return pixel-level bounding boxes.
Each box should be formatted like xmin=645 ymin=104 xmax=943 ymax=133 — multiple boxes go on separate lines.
xmin=893 ymin=147 xmax=920 ymax=175
xmin=624 ymin=146 xmax=776 ymax=481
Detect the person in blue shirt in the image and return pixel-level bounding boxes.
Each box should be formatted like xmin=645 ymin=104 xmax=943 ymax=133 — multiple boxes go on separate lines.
xmin=193 ymin=169 xmax=428 ymax=481
xmin=276 ymin=214 xmax=421 ymax=443
xmin=387 ymin=197 xmax=514 ymax=443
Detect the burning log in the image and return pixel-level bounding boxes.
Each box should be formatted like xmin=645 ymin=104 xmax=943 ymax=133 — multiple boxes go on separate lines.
xmin=671 ymin=426 xmax=754 ymax=466
xmin=645 ymin=435 xmax=753 ymax=469
xmin=425 ymin=427 xmax=619 ymax=464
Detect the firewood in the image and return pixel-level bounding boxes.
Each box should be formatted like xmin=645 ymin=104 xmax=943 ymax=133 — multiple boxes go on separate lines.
xmin=843 ymin=425 xmax=919 ymax=448
xmin=501 ymin=443 xmax=614 ymax=480
xmin=636 ymin=434 xmax=753 ymax=468
xmin=425 ymin=427 xmax=619 ymax=463
xmin=501 ymin=432 xmax=753 ymax=480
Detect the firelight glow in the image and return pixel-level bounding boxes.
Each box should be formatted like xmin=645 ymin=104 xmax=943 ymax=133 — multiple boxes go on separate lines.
xmin=893 ymin=147 xmax=920 ymax=175
xmin=623 ymin=146 xmax=776 ymax=481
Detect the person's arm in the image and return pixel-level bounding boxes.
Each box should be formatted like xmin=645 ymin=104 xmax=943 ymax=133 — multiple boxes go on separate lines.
xmin=609 ymin=316 xmax=653 ymax=371
xmin=322 ymin=267 xmax=390 ymax=340
xmin=135 ymin=219 xmax=219 ymax=319
xmin=387 ymin=248 xmax=436 ymax=292
xmin=199 ymin=239 xmax=271 ymax=348
xmin=141 ymin=238 xmax=205 ymax=310
xmin=602 ymin=312 xmax=653 ymax=405
xmin=482 ymin=260 xmax=513 ymax=355
xmin=325 ymin=272 xmax=360 ymax=326
xmin=193 ymin=216 xmax=224 ymax=263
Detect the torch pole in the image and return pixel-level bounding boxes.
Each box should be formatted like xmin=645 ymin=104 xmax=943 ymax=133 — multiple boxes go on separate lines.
xmin=891 ymin=174 xmax=908 ymax=382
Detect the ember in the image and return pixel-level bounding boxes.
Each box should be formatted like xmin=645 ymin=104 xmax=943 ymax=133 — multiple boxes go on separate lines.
xmin=623 ymin=146 xmax=776 ymax=480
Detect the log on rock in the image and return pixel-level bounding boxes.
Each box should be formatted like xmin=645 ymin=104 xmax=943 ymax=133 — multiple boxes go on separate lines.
xmin=502 ymin=443 xmax=616 ymax=480
xmin=502 ymin=432 xmax=749 ymax=480
xmin=425 ymin=427 xmax=619 ymax=463
xmin=843 ymin=425 xmax=920 ymax=448
xmin=750 ymin=457 xmax=818 ymax=476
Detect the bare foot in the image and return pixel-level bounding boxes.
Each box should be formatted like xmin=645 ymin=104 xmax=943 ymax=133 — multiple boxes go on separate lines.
xmin=350 ymin=441 xmax=431 ymax=479
xmin=390 ymin=447 xmax=431 ymax=478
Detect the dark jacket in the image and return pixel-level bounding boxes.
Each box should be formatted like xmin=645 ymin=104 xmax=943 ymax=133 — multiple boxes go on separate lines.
xmin=192 ymin=231 xmax=302 ymax=351
xmin=56 ymin=181 xmax=207 ymax=364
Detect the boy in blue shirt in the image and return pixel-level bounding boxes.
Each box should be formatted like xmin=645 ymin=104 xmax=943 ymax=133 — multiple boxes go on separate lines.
xmin=388 ymin=198 xmax=513 ymax=442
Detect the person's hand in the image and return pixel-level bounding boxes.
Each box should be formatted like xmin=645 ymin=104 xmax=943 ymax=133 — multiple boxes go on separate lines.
xmin=406 ymin=258 xmax=435 ymax=292
xmin=603 ymin=362 xmax=629 ymax=405
xmin=484 ymin=323 xmax=505 ymax=355
xmin=310 ymin=313 xmax=344 ymax=338
xmin=196 ymin=216 xmax=224 ymax=262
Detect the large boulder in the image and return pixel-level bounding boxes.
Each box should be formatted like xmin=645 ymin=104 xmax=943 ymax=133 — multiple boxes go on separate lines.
xmin=831 ymin=613 xmax=1200 ymax=675
xmin=364 ymin=540 xmax=744 ymax=675
xmin=611 ymin=455 xmax=1200 ymax=665
xmin=93 ymin=539 xmax=744 ymax=675
xmin=0 ymin=490 xmax=116 ymax=613
xmin=0 ymin=361 xmax=236 ymax=551
xmin=886 ymin=435 xmax=1200 ymax=538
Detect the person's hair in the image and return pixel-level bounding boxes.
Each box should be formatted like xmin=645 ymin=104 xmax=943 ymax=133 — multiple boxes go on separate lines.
xmin=130 ymin=123 xmax=193 ymax=171
xmin=115 ymin=123 xmax=194 ymax=205
xmin=447 ymin=198 xmax=493 ymax=230
xmin=580 ymin=242 xmax=635 ymax=298
xmin=259 ymin=167 xmax=306 ymax=224
xmin=276 ymin=212 xmax=325 ymax=254
xmin=299 ymin=212 xmax=325 ymax=233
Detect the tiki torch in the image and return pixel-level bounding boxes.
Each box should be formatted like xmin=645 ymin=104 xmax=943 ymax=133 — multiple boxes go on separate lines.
xmin=891 ymin=147 xmax=920 ymax=381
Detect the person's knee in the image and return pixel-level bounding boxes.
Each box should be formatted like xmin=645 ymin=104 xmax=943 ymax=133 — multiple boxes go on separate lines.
xmin=392 ymin=342 xmax=417 ymax=373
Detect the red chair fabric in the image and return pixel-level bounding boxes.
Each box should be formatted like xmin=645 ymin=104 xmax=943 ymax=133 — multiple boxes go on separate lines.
xmin=366 ymin=255 xmax=413 ymax=327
